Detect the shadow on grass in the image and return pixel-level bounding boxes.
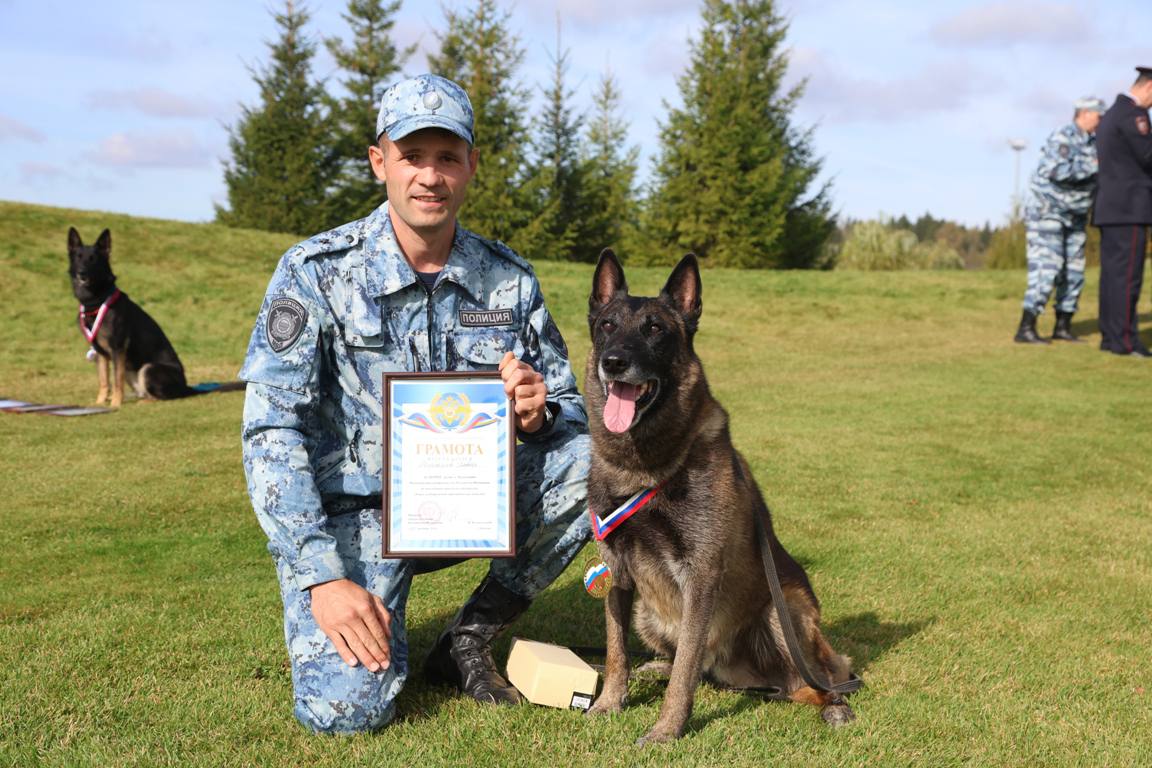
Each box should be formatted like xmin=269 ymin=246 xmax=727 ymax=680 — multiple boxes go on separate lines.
xmin=396 ymin=575 xmax=930 ymax=726
xmin=1068 ymin=312 xmax=1152 ymax=341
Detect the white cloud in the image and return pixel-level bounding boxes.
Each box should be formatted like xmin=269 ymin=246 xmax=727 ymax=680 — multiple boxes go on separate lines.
xmin=85 ymin=88 xmax=226 ymax=119
xmin=0 ymin=114 xmax=45 ymax=143
xmin=19 ymin=162 xmax=64 ymax=183
xmin=789 ymin=47 xmax=992 ymax=121
xmin=525 ymin=0 xmax=700 ymax=28
xmin=931 ymin=2 xmax=1093 ymax=47
xmin=88 ymin=132 xmax=215 ymax=170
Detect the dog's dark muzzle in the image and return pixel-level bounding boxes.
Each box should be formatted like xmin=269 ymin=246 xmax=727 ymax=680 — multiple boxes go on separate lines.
xmin=600 ymin=352 xmax=630 ymax=377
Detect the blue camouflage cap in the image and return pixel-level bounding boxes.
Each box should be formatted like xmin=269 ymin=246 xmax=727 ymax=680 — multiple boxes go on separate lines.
xmin=376 ymin=74 xmax=474 ymax=144
xmin=1074 ymin=97 xmax=1105 ymax=113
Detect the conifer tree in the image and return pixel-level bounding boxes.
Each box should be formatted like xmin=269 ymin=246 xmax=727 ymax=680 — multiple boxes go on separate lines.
xmin=427 ymin=0 xmax=533 ymax=245
xmin=517 ymin=26 xmax=585 ymax=261
xmin=574 ymin=70 xmax=640 ymax=262
xmin=642 ymin=0 xmax=833 ymax=268
xmin=324 ymin=0 xmax=413 ymax=221
xmin=217 ymin=1 xmax=337 ymax=235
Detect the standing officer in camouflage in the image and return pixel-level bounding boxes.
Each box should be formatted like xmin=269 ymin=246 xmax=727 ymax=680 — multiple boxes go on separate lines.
xmin=1093 ymin=66 xmax=1152 ymax=357
xmin=1014 ymin=97 xmax=1105 ymax=344
xmin=240 ymin=74 xmax=591 ymax=733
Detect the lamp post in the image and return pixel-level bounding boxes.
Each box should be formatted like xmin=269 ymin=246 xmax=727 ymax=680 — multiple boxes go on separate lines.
xmin=1008 ymin=138 xmax=1027 ymax=220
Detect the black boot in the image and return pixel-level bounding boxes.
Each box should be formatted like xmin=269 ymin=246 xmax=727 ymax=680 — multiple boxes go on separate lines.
xmin=1014 ymin=310 xmax=1050 ymax=344
xmin=423 ymin=576 xmax=530 ymax=705
xmin=1051 ymin=311 xmax=1083 ymax=342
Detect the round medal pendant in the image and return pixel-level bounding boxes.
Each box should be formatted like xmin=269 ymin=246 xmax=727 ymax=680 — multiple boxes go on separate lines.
xmin=583 ymin=557 xmax=613 ymax=599
xmin=86 ymin=348 xmax=98 ymax=363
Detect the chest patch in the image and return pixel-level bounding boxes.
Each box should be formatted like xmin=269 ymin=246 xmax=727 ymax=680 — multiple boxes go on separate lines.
xmin=267 ymin=297 xmax=308 ymax=353
xmin=459 ymin=308 xmax=513 ymax=327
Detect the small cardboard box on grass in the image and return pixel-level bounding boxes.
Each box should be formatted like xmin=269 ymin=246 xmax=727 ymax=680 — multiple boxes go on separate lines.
xmin=506 ymin=638 xmax=599 ymax=710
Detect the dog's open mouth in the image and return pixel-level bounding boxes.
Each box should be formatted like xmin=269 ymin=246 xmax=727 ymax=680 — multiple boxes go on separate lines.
xmin=603 ymin=379 xmax=660 ymax=433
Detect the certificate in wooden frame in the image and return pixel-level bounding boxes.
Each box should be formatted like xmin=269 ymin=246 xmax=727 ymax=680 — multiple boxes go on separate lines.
xmin=383 ymin=371 xmax=516 ymax=558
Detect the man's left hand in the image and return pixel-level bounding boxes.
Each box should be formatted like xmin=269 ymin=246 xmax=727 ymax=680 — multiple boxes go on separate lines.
xmin=499 ymin=351 xmax=548 ymax=433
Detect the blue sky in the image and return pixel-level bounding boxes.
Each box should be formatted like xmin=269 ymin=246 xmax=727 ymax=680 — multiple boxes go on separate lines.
xmin=0 ymin=0 xmax=1147 ymax=228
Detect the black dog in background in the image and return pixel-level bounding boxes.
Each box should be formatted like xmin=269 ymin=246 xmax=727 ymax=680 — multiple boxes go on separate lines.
xmin=69 ymin=227 xmax=198 ymax=406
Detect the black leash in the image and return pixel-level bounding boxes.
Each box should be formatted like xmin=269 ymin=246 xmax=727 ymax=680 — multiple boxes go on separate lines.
xmin=753 ymin=503 xmax=863 ymax=697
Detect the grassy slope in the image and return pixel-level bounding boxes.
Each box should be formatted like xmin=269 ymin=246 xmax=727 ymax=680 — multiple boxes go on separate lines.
xmin=1 ymin=201 xmax=1150 ymax=767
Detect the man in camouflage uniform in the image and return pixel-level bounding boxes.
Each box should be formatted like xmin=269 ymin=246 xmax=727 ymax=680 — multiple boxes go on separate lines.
xmin=1015 ymin=97 xmax=1106 ymax=344
xmin=239 ymin=74 xmax=590 ymax=733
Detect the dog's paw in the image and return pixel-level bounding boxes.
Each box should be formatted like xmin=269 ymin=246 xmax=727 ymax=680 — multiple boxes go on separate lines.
xmin=820 ymin=702 xmax=856 ymax=727
xmin=586 ymin=693 xmax=626 ymax=716
xmin=635 ymin=727 xmax=678 ymax=746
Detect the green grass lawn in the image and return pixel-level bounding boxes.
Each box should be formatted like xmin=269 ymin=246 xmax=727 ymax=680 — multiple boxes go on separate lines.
xmin=1 ymin=200 xmax=1150 ymax=767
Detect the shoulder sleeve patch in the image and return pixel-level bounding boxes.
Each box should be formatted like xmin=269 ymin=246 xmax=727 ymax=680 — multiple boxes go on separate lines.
xmin=1137 ymin=116 xmax=1150 ymax=136
xmin=544 ymin=316 xmax=569 ymax=360
xmin=266 ymin=297 xmax=309 ymax=353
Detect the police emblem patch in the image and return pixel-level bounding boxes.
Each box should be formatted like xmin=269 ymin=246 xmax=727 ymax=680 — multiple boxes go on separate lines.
xmin=1059 ymin=144 xmax=1070 ymax=158
xmin=267 ymin=297 xmax=308 ymax=353
xmin=1137 ymin=116 xmax=1150 ymax=136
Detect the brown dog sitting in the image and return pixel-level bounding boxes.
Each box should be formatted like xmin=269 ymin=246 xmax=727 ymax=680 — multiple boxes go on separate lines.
xmin=584 ymin=250 xmax=858 ymax=744
xmin=68 ymin=227 xmax=194 ymax=406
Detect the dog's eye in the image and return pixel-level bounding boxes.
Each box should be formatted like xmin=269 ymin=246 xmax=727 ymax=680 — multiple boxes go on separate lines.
xmin=601 ymin=320 xmax=617 ymax=333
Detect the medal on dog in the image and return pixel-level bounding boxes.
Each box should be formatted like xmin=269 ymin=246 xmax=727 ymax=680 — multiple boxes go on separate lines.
xmin=583 ymin=557 xmax=612 ymax=599
xmin=86 ymin=348 xmax=97 ymax=363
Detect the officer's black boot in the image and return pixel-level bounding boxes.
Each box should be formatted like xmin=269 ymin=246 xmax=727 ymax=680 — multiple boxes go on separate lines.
xmin=1014 ymin=310 xmax=1050 ymax=344
xmin=1051 ymin=311 xmax=1083 ymax=342
xmin=423 ymin=576 xmax=530 ymax=705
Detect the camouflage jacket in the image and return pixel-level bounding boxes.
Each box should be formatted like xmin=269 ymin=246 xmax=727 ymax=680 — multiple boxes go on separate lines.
xmin=1026 ymin=123 xmax=1099 ymax=224
xmin=239 ymin=203 xmax=586 ymax=590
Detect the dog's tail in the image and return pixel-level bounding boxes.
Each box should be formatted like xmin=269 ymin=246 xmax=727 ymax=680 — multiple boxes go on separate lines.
xmin=185 ymin=381 xmax=247 ymax=397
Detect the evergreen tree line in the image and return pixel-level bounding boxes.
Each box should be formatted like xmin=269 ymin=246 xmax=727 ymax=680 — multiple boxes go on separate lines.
xmin=217 ymin=0 xmax=833 ymax=269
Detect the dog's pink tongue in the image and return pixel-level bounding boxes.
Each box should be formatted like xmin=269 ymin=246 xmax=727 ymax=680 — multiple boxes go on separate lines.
xmin=604 ymin=382 xmax=639 ymax=433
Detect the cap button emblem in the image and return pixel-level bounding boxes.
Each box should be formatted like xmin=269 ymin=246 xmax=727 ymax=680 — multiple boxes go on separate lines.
xmin=423 ymin=91 xmax=442 ymax=110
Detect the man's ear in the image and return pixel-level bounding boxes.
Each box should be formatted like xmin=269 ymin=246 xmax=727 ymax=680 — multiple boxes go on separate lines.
xmin=660 ymin=253 xmax=702 ymax=328
xmin=368 ymin=141 xmax=387 ymax=183
xmin=590 ymin=248 xmax=628 ymax=311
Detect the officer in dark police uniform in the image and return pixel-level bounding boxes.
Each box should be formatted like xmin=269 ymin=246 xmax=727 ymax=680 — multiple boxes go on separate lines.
xmin=1093 ymin=66 xmax=1152 ymax=356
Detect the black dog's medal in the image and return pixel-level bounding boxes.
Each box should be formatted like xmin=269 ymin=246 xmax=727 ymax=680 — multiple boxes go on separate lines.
xmin=583 ymin=557 xmax=612 ymax=599
xmin=267 ymin=297 xmax=308 ymax=353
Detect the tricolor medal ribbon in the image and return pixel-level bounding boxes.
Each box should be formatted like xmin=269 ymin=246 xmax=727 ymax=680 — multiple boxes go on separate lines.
xmin=78 ymin=290 xmax=122 ymax=344
xmin=590 ymin=483 xmax=662 ymax=541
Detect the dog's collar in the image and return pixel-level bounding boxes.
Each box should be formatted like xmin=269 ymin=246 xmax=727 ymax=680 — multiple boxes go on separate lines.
xmin=79 ymin=287 xmax=122 ymax=314
xmin=78 ymin=289 xmax=122 ymax=342
xmin=590 ymin=482 xmax=664 ymax=541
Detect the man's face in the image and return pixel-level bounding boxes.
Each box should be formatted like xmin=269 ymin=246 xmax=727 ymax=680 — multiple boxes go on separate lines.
xmin=1081 ymin=111 xmax=1101 ymax=133
xmin=1137 ymin=81 xmax=1152 ymax=109
xmin=369 ymin=129 xmax=479 ymax=236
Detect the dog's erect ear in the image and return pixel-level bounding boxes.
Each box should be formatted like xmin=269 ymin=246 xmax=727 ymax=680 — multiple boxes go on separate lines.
xmin=95 ymin=229 xmax=111 ymax=258
xmin=661 ymin=253 xmax=702 ymax=328
xmin=67 ymin=227 xmax=82 ymax=255
xmin=590 ymin=248 xmax=628 ymax=310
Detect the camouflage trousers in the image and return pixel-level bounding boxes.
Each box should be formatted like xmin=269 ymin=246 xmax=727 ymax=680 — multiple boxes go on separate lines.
xmin=271 ymin=431 xmax=590 ymax=734
xmin=1022 ymin=217 xmax=1087 ymax=315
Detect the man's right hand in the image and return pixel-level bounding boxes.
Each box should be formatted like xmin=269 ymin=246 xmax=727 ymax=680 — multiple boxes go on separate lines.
xmin=309 ymin=578 xmax=392 ymax=672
